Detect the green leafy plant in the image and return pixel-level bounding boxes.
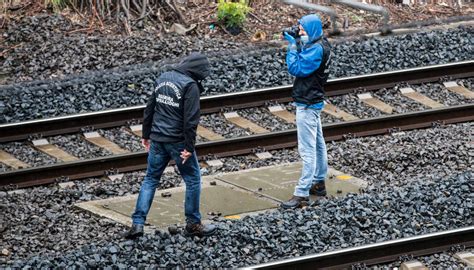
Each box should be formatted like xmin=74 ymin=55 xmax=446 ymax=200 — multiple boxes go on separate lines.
xmin=217 ymin=0 xmax=251 ymax=30
xmin=44 ymin=0 xmax=67 ymax=12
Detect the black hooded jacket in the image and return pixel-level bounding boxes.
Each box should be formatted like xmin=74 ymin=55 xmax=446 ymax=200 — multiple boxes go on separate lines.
xmin=142 ymin=53 xmax=210 ymax=152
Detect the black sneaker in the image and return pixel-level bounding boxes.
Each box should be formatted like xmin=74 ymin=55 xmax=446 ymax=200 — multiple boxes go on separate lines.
xmin=184 ymin=223 xmax=217 ymax=237
xmin=310 ymin=182 xmax=327 ymax=196
xmin=124 ymin=224 xmax=144 ymax=239
xmin=280 ymin=196 xmax=309 ymax=209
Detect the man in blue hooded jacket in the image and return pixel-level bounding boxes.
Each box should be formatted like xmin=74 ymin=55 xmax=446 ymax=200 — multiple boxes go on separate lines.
xmin=281 ymin=14 xmax=332 ymax=209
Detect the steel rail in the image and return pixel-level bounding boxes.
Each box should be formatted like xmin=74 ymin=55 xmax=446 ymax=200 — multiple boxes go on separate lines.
xmin=1 ymin=104 xmax=472 ymax=189
xmin=1 ymin=61 xmax=472 ymax=143
xmin=246 ymin=226 xmax=474 ymax=270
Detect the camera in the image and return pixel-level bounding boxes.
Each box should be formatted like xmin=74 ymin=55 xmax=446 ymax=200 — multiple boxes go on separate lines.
xmin=282 ymin=24 xmax=300 ymax=39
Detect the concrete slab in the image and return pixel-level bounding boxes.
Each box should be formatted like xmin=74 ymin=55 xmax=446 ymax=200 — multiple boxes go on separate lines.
xmin=83 ymin=132 xmax=128 ymax=154
xmin=454 ymin=251 xmax=474 ymax=267
xmin=107 ymin=174 xmax=124 ymax=181
xmin=323 ymin=103 xmax=358 ymax=121
xmin=224 ymin=112 xmax=269 ymax=134
xmin=443 ymin=81 xmax=474 ymax=99
xmin=400 ymin=87 xmax=444 ymax=109
xmin=0 ymin=150 xmax=30 ymax=169
xmin=76 ymin=162 xmax=366 ymax=229
xmin=268 ymin=105 xmax=296 ymax=124
xmin=129 ymin=125 xmax=143 ymax=137
xmin=76 ymin=177 xmax=276 ymax=229
xmin=357 ymin=93 xmax=394 ymax=114
xmin=216 ymin=163 xmax=365 ymax=202
xmin=400 ymin=260 xmax=428 ymax=270
xmin=58 ymin=181 xmax=76 ymax=189
xmin=197 ymin=125 xmax=224 ymax=141
xmin=254 ymin=152 xmax=273 ymax=160
xmin=206 ymin=159 xmax=224 ymax=167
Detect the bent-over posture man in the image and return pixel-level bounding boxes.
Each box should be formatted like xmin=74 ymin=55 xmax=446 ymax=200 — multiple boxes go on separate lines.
xmin=125 ymin=53 xmax=217 ymax=238
xmin=281 ymin=14 xmax=332 ymax=209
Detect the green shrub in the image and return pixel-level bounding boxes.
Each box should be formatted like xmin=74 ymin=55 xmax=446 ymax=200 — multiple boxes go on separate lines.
xmin=217 ymin=0 xmax=251 ymax=29
xmin=44 ymin=0 xmax=67 ymax=12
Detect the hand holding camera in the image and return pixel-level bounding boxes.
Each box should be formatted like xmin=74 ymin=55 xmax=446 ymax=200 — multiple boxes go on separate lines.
xmin=282 ymin=24 xmax=301 ymax=48
xmin=283 ymin=32 xmax=296 ymax=45
xmin=282 ymin=24 xmax=300 ymax=39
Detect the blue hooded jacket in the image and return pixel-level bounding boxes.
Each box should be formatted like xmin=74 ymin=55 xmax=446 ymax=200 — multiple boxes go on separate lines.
xmin=286 ymin=14 xmax=324 ymax=78
xmin=286 ymin=14 xmax=331 ymax=108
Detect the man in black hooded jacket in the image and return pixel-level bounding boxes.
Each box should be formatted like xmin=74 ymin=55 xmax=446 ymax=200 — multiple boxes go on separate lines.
xmin=125 ymin=53 xmax=217 ymax=238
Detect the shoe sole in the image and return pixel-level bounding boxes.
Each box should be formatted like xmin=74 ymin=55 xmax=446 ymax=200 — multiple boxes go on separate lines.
xmin=184 ymin=228 xmax=217 ymax=237
xmin=280 ymin=201 xmax=309 ymax=209
xmin=124 ymin=232 xmax=143 ymax=240
xmin=310 ymin=191 xmax=327 ymax=196
xmin=310 ymin=193 xmax=327 ymax=197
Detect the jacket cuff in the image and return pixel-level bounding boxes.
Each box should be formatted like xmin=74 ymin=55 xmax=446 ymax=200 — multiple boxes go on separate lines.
xmin=184 ymin=143 xmax=195 ymax=153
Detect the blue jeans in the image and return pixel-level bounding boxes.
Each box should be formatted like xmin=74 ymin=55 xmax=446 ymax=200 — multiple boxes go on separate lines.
xmin=294 ymin=106 xmax=328 ymax=197
xmin=132 ymin=141 xmax=202 ymax=225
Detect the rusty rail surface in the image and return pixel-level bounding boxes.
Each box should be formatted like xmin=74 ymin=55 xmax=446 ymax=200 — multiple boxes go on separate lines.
xmin=1 ymin=104 xmax=472 ymax=189
xmin=1 ymin=61 xmax=472 ymax=143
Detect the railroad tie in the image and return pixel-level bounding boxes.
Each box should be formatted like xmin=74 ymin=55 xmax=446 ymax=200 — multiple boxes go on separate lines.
xmin=254 ymin=152 xmax=273 ymax=160
xmin=0 ymin=150 xmax=30 ymax=169
xmin=443 ymin=81 xmax=474 ymax=99
xmin=197 ymin=125 xmax=224 ymax=141
xmin=129 ymin=124 xmax=143 ymax=137
xmin=357 ymin=93 xmax=394 ymax=114
xmin=322 ymin=103 xmax=359 ymax=121
xmin=268 ymin=105 xmax=295 ymax=123
xmin=130 ymin=124 xmax=223 ymax=142
xmin=205 ymin=159 xmax=224 ymax=167
xmin=400 ymin=87 xmax=444 ymax=109
xmin=454 ymin=251 xmax=474 ymax=267
xmin=32 ymin=139 xmax=79 ymax=162
xmin=400 ymin=260 xmax=428 ymax=270
xmin=224 ymin=112 xmax=269 ymax=134
xmin=83 ymin=132 xmax=129 ymax=155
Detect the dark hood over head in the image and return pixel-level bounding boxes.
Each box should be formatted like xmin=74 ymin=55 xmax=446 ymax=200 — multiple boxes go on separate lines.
xmin=174 ymin=52 xmax=211 ymax=81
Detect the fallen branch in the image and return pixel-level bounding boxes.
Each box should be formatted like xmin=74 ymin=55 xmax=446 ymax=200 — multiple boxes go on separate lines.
xmin=122 ymin=17 xmax=132 ymax=35
xmin=249 ymin=11 xmax=263 ymax=23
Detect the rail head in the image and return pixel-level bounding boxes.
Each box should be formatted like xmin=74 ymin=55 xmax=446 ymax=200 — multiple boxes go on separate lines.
xmin=246 ymin=226 xmax=474 ymax=269
xmin=1 ymin=104 xmax=472 ymax=189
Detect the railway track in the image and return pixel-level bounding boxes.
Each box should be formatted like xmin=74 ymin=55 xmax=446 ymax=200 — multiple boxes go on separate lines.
xmin=247 ymin=226 xmax=474 ymax=269
xmin=1 ymin=61 xmax=472 ymax=142
xmin=0 ymin=61 xmax=473 ymax=189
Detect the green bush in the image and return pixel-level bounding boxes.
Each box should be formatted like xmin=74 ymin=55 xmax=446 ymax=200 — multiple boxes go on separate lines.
xmin=217 ymin=0 xmax=251 ymax=29
xmin=44 ymin=0 xmax=67 ymax=12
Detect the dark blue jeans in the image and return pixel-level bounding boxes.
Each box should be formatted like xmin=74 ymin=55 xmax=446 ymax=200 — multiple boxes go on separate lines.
xmin=132 ymin=141 xmax=202 ymax=225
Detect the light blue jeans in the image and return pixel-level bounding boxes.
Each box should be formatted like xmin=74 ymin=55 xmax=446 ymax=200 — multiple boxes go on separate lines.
xmin=294 ymin=106 xmax=328 ymax=197
xmin=132 ymin=141 xmax=202 ymax=225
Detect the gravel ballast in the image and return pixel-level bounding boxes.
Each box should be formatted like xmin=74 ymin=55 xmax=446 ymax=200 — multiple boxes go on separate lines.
xmin=0 ymin=123 xmax=471 ymax=267
xmin=1 ymin=27 xmax=472 ymax=123
xmin=1 ymin=172 xmax=471 ymax=268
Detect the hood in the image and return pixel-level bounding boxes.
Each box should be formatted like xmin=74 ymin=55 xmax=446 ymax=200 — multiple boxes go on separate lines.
xmin=174 ymin=52 xmax=211 ymax=81
xmin=299 ymin=14 xmax=323 ymax=42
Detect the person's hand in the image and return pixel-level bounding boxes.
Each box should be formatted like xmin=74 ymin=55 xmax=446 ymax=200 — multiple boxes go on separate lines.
xmin=142 ymin=139 xmax=150 ymax=152
xmin=180 ymin=149 xmax=192 ymax=164
xmin=283 ymin=32 xmax=296 ymax=46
